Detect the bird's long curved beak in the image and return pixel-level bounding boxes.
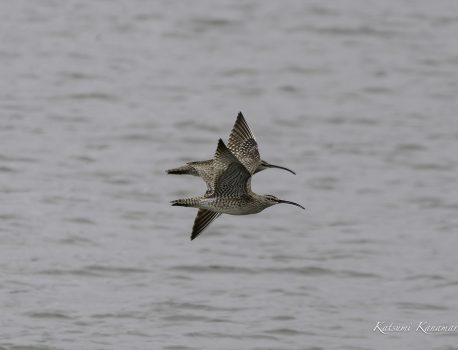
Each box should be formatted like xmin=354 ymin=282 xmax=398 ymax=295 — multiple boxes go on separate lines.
xmin=265 ymin=163 xmax=296 ymax=175
xmin=277 ymin=200 xmax=305 ymax=210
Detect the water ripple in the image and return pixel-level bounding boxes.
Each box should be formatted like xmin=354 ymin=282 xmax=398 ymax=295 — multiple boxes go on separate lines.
xmin=39 ymin=265 xmax=150 ymax=277
xmin=25 ymin=311 xmax=73 ymax=320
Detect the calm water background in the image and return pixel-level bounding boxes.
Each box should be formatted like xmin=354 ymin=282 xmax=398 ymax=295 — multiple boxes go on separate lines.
xmin=1 ymin=1 xmax=458 ymax=349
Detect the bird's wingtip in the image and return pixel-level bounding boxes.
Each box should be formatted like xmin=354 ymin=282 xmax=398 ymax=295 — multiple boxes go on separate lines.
xmin=216 ymin=138 xmax=228 ymax=152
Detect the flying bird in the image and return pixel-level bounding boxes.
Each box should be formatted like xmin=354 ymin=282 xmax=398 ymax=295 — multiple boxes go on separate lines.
xmin=171 ymin=139 xmax=304 ymax=240
xmin=166 ymin=112 xmax=295 ymax=193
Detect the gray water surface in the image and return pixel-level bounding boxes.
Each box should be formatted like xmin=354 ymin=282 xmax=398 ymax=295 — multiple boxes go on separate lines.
xmin=1 ymin=1 xmax=458 ymax=349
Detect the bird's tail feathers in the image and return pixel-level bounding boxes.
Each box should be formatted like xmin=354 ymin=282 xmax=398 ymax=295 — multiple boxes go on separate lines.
xmin=171 ymin=197 xmax=200 ymax=207
xmin=166 ymin=164 xmax=195 ymax=175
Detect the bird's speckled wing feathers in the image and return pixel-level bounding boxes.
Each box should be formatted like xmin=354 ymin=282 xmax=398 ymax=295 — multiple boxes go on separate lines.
xmin=212 ymin=139 xmax=251 ymax=197
xmin=227 ymin=112 xmax=260 ymax=174
xmin=191 ymin=209 xmax=221 ymax=240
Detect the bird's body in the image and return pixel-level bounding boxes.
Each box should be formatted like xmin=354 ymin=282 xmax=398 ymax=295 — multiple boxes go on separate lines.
xmin=166 ymin=112 xmax=295 ymax=192
xmin=171 ymin=193 xmax=273 ymax=215
xmin=171 ymin=139 xmax=304 ymax=240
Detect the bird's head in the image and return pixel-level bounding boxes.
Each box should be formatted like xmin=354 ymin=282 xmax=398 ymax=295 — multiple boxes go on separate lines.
xmin=262 ymin=194 xmax=305 ymax=210
xmin=256 ymin=160 xmax=296 ymax=175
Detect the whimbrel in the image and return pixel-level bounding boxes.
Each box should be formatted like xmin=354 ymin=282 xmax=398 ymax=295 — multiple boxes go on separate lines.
xmin=171 ymin=139 xmax=304 ymax=240
xmin=166 ymin=112 xmax=295 ymax=192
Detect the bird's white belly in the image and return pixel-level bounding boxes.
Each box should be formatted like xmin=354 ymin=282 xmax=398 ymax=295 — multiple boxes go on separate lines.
xmin=223 ymin=207 xmax=262 ymax=215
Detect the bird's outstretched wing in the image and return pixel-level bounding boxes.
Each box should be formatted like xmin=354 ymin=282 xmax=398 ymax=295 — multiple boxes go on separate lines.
xmin=191 ymin=209 xmax=221 ymax=240
xmin=227 ymin=112 xmax=260 ymax=174
xmin=212 ymin=139 xmax=251 ymax=197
